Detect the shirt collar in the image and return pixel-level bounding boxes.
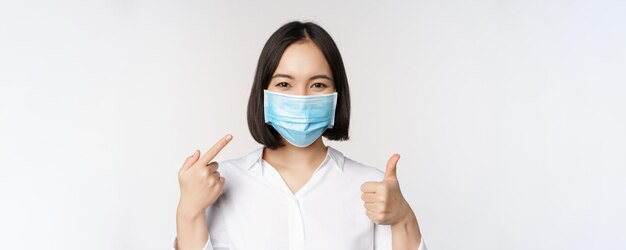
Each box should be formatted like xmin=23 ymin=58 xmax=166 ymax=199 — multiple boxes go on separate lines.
xmin=244 ymin=145 xmax=345 ymax=172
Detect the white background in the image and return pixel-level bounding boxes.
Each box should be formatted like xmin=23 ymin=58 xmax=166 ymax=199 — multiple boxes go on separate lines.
xmin=1 ymin=0 xmax=625 ymax=249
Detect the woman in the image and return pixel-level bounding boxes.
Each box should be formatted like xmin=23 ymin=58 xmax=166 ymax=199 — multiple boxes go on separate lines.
xmin=174 ymin=21 xmax=427 ymax=250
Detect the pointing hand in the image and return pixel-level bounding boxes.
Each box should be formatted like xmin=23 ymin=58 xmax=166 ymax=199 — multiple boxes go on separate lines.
xmin=177 ymin=134 xmax=232 ymax=217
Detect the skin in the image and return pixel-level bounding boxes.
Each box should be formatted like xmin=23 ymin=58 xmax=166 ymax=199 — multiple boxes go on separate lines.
xmin=176 ymin=40 xmax=422 ymax=249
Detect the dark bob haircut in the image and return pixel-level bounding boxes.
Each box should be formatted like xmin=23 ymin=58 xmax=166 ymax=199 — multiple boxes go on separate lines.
xmin=247 ymin=21 xmax=351 ymax=149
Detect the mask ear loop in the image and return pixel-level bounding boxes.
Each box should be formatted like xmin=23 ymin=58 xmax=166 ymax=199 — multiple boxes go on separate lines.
xmin=329 ymin=92 xmax=338 ymax=128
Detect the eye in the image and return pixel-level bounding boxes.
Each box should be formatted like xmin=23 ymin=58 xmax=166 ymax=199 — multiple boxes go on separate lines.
xmin=311 ymin=83 xmax=327 ymax=88
xmin=275 ymin=82 xmax=290 ymax=88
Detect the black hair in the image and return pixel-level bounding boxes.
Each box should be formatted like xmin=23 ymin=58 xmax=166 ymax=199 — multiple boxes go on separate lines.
xmin=247 ymin=21 xmax=351 ymax=149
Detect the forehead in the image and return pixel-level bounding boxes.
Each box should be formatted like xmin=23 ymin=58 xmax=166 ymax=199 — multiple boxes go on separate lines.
xmin=274 ymin=40 xmax=332 ymax=77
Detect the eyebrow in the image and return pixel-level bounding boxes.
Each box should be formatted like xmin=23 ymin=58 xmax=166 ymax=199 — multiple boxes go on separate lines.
xmin=272 ymin=73 xmax=333 ymax=81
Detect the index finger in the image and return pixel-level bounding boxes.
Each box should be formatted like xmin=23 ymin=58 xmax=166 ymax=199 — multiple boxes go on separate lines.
xmin=198 ymin=134 xmax=233 ymax=165
xmin=360 ymin=181 xmax=380 ymax=193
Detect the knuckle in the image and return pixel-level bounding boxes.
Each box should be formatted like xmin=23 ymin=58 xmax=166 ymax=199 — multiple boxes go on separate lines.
xmin=379 ymin=204 xmax=388 ymax=213
xmin=207 ymin=177 xmax=217 ymax=186
xmin=209 ymin=162 xmax=219 ymax=172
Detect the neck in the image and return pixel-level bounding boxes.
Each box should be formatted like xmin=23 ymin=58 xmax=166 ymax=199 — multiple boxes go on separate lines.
xmin=262 ymin=137 xmax=328 ymax=171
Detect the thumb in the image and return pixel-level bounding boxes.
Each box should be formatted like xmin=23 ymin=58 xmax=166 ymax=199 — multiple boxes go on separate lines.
xmin=179 ymin=150 xmax=200 ymax=174
xmin=384 ymin=154 xmax=400 ymax=180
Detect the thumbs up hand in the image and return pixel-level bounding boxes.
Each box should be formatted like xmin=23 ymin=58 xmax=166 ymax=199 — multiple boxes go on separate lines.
xmin=360 ymin=154 xmax=412 ymax=225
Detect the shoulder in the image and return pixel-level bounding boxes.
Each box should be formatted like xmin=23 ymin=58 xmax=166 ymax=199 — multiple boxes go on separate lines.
xmin=217 ymin=147 xmax=263 ymax=170
xmin=329 ymin=146 xmax=385 ymax=181
xmin=343 ymin=156 xmax=385 ymax=181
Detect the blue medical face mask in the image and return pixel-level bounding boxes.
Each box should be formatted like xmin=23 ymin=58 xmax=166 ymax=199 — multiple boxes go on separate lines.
xmin=264 ymin=90 xmax=338 ymax=148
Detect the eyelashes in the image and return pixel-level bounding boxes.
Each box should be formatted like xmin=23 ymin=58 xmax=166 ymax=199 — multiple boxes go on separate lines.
xmin=275 ymin=82 xmax=328 ymax=88
xmin=276 ymin=82 xmax=290 ymax=88
xmin=312 ymin=83 xmax=327 ymax=88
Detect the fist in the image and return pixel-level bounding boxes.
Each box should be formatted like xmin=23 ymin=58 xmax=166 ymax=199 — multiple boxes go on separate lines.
xmin=177 ymin=134 xmax=232 ymax=216
xmin=360 ymin=154 xmax=411 ymax=225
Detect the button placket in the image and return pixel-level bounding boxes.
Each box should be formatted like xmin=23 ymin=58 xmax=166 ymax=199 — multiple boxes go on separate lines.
xmin=261 ymin=159 xmax=333 ymax=250
xmin=287 ymin=196 xmax=305 ymax=250
xmin=261 ymin=162 xmax=305 ymax=250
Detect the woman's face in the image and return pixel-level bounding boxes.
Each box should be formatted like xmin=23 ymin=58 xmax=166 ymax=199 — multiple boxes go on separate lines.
xmin=267 ymin=40 xmax=335 ymax=96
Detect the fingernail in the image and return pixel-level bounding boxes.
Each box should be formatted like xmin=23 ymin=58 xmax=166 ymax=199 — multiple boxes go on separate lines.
xmin=226 ymin=134 xmax=233 ymax=140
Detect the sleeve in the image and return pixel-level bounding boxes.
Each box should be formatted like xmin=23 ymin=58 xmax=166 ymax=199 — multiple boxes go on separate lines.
xmin=418 ymin=238 xmax=427 ymax=250
xmin=374 ymin=224 xmax=428 ymax=250
xmin=205 ymin=198 xmax=230 ymax=249
xmin=172 ymin=235 xmax=213 ymax=250
xmin=374 ymin=223 xmax=392 ymax=249
xmin=172 ymin=198 xmax=229 ymax=250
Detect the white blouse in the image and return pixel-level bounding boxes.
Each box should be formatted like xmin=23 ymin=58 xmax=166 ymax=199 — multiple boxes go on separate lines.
xmin=174 ymin=146 xmax=427 ymax=250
